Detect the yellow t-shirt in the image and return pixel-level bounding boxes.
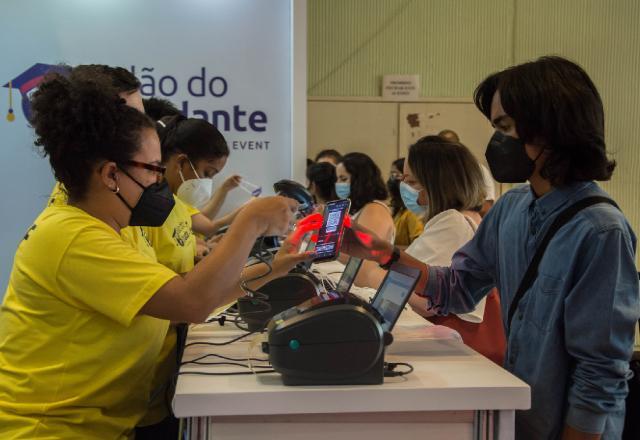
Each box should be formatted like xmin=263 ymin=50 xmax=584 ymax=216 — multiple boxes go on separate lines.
xmin=393 ymin=208 xmax=424 ymax=247
xmin=49 ymin=182 xmax=156 ymax=261
xmin=147 ymin=195 xmax=197 ymax=273
xmin=0 ymin=205 xmax=177 ymax=439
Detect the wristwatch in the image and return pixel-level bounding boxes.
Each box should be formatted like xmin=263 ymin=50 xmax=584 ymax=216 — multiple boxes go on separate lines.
xmin=379 ymin=246 xmax=400 ymax=270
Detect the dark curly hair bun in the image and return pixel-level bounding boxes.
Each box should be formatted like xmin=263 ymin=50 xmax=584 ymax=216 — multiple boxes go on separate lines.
xmin=31 ymin=72 xmax=154 ymax=200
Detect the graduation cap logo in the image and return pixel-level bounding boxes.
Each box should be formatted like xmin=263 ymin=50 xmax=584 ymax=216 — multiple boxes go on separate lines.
xmin=4 ymin=63 xmax=69 ymax=122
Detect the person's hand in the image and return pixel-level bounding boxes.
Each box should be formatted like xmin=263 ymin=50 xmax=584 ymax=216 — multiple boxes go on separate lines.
xmin=408 ymin=293 xmax=436 ymax=318
xmin=195 ymin=238 xmax=210 ymax=263
xmin=240 ymin=196 xmax=298 ymax=237
xmin=341 ymin=224 xmax=394 ymax=264
xmin=221 ymin=175 xmax=242 ymax=192
xmin=271 ymin=235 xmax=313 ymax=277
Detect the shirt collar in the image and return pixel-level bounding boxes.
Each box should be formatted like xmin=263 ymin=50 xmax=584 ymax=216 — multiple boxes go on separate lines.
xmin=526 ymin=181 xmax=594 ymax=218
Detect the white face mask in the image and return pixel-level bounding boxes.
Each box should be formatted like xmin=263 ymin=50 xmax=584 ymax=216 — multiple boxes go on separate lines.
xmin=176 ymin=159 xmax=213 ymax=209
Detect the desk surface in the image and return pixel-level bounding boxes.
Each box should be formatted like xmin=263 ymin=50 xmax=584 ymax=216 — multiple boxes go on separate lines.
xmin=173 ymin=308 xmax=530 ymax=418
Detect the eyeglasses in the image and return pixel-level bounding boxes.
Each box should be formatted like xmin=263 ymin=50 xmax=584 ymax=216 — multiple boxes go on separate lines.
xmin=121 ymin=160 xmax=166 ymax=183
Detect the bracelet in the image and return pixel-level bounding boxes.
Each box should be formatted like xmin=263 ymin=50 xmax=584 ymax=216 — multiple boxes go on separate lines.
xmin=379 ymin=246 xmax=400 ymax=270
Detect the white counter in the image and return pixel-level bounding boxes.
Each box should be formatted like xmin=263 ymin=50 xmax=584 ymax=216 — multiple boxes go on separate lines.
xmin=173 ymin=308 xmax=530 ymax=440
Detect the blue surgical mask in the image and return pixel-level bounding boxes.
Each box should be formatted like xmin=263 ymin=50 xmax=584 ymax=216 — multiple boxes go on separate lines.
xmin=400 ymin=181 xmax=426 ymax=217
xmin=335 ymin=182 xmax=351 ymax=199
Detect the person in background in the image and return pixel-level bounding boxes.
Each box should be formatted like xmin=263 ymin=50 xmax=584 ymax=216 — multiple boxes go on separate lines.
xmin=335 ymin=152 xmax=394 ymax=287
xmin=437 ymin=129 xmax=459 ymax=143
xmin=0 ymin=72 xmax=305 ymax=439
xmin=438 ymin=129 xmax=496 ymax=216
xmin=341 ymin=56 xmax=640 ymax=440
xmin=307 ymin=161 xmax=337 ymax=209
xmin=314 ymin=148 xmax=342 ymax=166
xmin=143 ymin=96 xmax=182 ymax=120
xmin=387 ymin=158 xmax=423 ymax=249
xmin=74 ymin=64 xmax=145 ymax=113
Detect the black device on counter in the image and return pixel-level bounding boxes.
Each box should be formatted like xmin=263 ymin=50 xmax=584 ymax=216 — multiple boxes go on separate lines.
xmin=273 ymin=179 xmax=315 ymax=217
xmin=237 ymin=272 xmax=321 ymax=332
xmin=263 ymin=262 xmax=421 ymax=385
xmin=313 ymin=199 xmax=351 ymax=262
xmin=237 ymin=257 xmax=362 ymax=331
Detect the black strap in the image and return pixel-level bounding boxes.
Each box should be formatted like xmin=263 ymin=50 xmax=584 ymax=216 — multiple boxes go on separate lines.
xmin=506 ymin=196 xmax=618 ymax=333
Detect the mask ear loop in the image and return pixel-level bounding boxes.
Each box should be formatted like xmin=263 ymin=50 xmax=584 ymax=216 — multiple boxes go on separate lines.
xmin=187 ymin=158 xmax=201 ymax=180
xmin=532 ymin=148 xmax=545 ymax=163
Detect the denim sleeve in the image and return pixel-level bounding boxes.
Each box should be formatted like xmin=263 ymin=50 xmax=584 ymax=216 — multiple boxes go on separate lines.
xmin=564 ymin=227 xmax=640 ymax=434
xmin=421 ymin=204 xmax=499 ymax=315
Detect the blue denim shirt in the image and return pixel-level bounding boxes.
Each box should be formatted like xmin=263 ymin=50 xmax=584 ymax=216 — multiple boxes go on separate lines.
xmin=424 ymin=181 xmax=640 ymax=439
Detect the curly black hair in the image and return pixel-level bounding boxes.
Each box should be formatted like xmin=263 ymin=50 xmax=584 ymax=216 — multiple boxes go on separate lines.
xmin=31 ymin=73 xmax=155 ymax=200
xmin=157 ymin=115 xmax=229 ymax=163
xmin=474 ymin=56 xmax=615 ymax=186
xmin=338 ymin=152 xmax=388 ymax=214
xmin=70 ymin=64 xmax=140 ymax=93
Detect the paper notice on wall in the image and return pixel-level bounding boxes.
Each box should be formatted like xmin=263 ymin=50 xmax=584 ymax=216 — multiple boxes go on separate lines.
xmin=382 ymin=74 xmax=420 ymax=100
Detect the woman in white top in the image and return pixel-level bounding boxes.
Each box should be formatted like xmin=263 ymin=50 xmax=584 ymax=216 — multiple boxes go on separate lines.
xmin=335 ymin=152 xmax=395 ymax=286
xmin=400 ymin=137 xmax=506 ymax=363
xmin=400 ymin=137 xmax=486 ymax=323
xmin=359 ymin=138 xmax=492 ymax=320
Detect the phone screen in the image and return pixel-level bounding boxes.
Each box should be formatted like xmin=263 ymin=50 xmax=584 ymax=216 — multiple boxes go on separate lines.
xmin=313 ymin=199 xmax=351 ymax=262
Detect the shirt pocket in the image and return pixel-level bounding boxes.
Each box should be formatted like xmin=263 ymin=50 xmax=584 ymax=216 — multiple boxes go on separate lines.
xmin=523 ymin=273 xmax=565 ymax=332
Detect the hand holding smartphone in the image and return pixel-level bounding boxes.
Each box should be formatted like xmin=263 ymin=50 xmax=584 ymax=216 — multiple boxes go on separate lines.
xmin=312 ymin=199 xmax=351 ymax=262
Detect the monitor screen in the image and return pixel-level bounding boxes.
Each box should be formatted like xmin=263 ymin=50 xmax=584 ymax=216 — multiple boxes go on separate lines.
xmin=371 ymin=269 xmax=419 ymax=332
xmin=335 ymin=257 xmax=362 ymax=294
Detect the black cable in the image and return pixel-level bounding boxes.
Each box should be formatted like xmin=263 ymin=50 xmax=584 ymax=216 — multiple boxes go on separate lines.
xmin=177 ymin=369 xmax=275 ymax=376
xmin=181 ymin=352 xmax=269 ymax=365
xmin=383 ymin=361 xmax=414 ymax=377
xmin=240 ymin=237 xmax=274 ymax=297
xmin=182 ymin=361 xmax=273 ymax=368
xmin=184 ymin=331 xmax=254 ymax=347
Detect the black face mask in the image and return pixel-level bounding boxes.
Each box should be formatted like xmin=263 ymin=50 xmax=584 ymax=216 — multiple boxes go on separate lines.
xmin=485 ymin=131 xmax=536 ymax=183
xmin=116 ymin=168 xmax=175 ymax=227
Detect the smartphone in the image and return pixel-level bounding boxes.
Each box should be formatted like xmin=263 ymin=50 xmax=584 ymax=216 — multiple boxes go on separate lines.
xmin=312 ymin=199 xmax=351 ymax=262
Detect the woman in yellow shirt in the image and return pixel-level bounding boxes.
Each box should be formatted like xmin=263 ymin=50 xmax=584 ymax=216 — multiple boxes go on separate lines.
xmin=147 ymin=115 xmax=239 ymax=273
xmin=0 ymin=72 xmax=304 ymax=439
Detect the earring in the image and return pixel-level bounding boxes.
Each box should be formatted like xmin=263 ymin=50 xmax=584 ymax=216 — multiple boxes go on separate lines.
xmin=111 ymin=184 xmax=120 ymax=194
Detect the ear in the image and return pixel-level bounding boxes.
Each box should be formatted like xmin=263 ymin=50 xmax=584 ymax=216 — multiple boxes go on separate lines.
xmin=176 ymin=153 xmax=189 ymax=168
xmin=99 ymin=161 xmax=119 ymax=192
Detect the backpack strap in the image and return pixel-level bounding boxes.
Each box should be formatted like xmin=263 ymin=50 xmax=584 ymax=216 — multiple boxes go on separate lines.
xmin=506 ymin=196 xmax=618 ymax=333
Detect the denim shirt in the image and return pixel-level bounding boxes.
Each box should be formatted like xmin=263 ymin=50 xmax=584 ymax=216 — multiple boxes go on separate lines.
xmin=424 ymin=181 xmax=640 ymax=439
